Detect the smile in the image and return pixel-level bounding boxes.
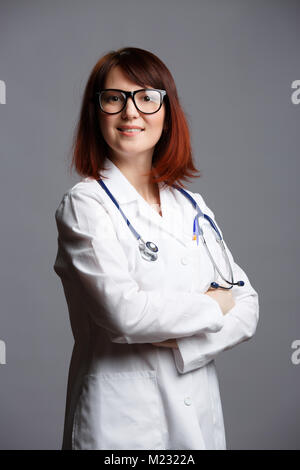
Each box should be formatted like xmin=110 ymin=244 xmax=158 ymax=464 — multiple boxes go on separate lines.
xmin=117 ymin=128 xmax=144 ymax=136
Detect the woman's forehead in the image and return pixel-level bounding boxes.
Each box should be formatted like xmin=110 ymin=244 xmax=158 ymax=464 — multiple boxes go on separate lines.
xmin=104 ymin=66 xmax=149 ymax=90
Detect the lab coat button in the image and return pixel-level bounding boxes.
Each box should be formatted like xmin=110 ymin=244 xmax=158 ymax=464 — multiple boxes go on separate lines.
xmin=184 ymin=396 xmax=192 ymax=406
xmin=181 ymin=256 xmax=189 ymax=265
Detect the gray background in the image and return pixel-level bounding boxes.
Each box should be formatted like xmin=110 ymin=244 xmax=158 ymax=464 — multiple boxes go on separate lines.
xmin=0 ymin=0 xmax=299 ymax=450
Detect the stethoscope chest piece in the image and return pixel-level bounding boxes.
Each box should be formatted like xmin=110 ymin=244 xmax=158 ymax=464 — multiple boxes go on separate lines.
xmin=139 ymin=240 xmax=159 ymax=262
xmin=97 ymin=177 xmax=245 ymax=287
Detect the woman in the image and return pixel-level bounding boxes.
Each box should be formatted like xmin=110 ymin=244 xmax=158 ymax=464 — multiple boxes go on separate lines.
xmin=53 ymin=47 xmax=259 ymax=450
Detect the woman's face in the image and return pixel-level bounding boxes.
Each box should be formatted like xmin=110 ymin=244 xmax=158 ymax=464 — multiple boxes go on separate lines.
xmin=98 ymin=66 xmax=166 ymax=163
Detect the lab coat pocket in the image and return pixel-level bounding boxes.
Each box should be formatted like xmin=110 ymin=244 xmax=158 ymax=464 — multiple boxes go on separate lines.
xmin=72 ymin=370 xmax=164 ymax=450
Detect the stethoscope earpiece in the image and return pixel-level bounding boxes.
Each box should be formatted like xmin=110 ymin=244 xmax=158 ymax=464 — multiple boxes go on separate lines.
xmin=210 ymin=282 xmax=219 ymax=289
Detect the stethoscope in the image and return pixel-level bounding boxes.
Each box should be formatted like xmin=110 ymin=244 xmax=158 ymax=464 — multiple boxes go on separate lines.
xmin=97 ymin=179 xmax=245 ymax=290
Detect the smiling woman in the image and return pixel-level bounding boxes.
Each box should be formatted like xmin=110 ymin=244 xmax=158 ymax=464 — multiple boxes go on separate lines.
xmin=54 ymin=46 xmax=259 ymax=450
xmin=96 ymin=65 xmax=169 ymax=202
xmin=70 ymin=47 xmax=201 ymax=192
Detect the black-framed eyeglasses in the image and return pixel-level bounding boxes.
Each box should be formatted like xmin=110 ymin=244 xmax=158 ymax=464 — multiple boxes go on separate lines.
xmin=95 ymin=88 xmax=167 ymax=115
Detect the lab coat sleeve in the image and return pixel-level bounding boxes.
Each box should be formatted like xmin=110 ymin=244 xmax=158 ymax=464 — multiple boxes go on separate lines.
xmin=53 ymin=188 xmax=225 ymax=344
xmin=172 ymin=194 xmax=259 ymax=373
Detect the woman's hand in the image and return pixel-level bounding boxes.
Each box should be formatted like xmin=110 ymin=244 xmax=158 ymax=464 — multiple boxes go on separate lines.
xmin=151 ymin=287 xmax=235 ymax=348
xmin=205 ymin=287 xmax=235 ymax=315
xmin=151 ymin=339 xmax=179 ymax=349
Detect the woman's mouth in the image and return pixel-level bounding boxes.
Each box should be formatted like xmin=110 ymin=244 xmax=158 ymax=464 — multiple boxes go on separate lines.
xmin=117 ymin=128 xmax=145 ymax=136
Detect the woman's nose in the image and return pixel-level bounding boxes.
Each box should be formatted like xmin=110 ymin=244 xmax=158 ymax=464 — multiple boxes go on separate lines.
xmin=121 ymin=96 xmax=140 ymax=118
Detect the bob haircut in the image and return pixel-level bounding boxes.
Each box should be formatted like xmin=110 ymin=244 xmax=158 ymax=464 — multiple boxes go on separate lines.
xmin=70 ymin=46 xmax=202 ymax=188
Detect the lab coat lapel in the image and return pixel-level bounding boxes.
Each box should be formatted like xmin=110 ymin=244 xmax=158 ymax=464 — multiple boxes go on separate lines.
xmin=98 ymin=158 xmax=190 ymax=247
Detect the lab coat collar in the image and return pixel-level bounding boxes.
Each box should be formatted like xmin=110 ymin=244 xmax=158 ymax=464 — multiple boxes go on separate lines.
xmin=97 ymin=157 xmax=190 ymax=246
xmin=99 ymin=157 xmax=166 ymax=204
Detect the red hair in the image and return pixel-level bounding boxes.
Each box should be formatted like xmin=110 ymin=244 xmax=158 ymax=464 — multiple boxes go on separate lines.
xmin=69 ymin=47 xmax=202 ymax=188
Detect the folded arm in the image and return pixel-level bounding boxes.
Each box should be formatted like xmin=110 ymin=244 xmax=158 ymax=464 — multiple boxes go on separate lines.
xmin=172 ymin=194 xmax=259 ymax=373
xmin=53 ymin=188 xmax=226 ymax=344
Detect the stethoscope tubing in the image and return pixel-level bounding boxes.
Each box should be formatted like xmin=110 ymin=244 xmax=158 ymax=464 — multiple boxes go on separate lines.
xmin=97 ymin=179 xmax=244 ymax=290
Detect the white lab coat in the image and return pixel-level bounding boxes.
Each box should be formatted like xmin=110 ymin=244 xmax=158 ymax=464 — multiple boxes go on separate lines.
xmin=53 ymin=157 xmax=259 ymax=450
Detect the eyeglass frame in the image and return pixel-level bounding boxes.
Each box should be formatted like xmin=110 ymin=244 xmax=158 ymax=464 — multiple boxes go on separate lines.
xmin=95 ymin=88 xmax=167 ymax=115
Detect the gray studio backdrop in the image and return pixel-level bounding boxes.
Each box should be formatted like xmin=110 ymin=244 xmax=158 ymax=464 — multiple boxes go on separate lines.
xmin=0 ymin=0 xmax=299 ymax=450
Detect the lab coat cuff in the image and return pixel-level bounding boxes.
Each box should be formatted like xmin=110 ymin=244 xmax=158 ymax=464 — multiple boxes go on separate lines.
xmin=173 ymin=313 xmax=245 ymax=374
xmin=173 ymin=302 xmax=225 ymax=374
xmin=173 ymin=335 xmax=214 ymax=374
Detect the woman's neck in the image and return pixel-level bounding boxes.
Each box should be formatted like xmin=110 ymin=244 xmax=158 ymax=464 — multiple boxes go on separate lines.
xmin=107 ymin=155 xmax=158 ymax=204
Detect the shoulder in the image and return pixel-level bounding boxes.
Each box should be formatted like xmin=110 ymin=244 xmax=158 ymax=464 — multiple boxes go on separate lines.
xmin=61 ymin=177 xmax=103 ymax=200
xmin=55 ymin=177 xmax=108 ymax=221
xmin=171 ymin=186 xmax=216 ymax=218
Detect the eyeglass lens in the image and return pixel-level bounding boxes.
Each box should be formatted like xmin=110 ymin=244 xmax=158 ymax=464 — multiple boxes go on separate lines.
xmin=100 ymin=90 xmax=161 ymax=113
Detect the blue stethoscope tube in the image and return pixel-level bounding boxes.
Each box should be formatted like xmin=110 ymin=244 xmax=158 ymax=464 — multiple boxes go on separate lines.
xmin=97 ymin=179 xmax=244 ymax=290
